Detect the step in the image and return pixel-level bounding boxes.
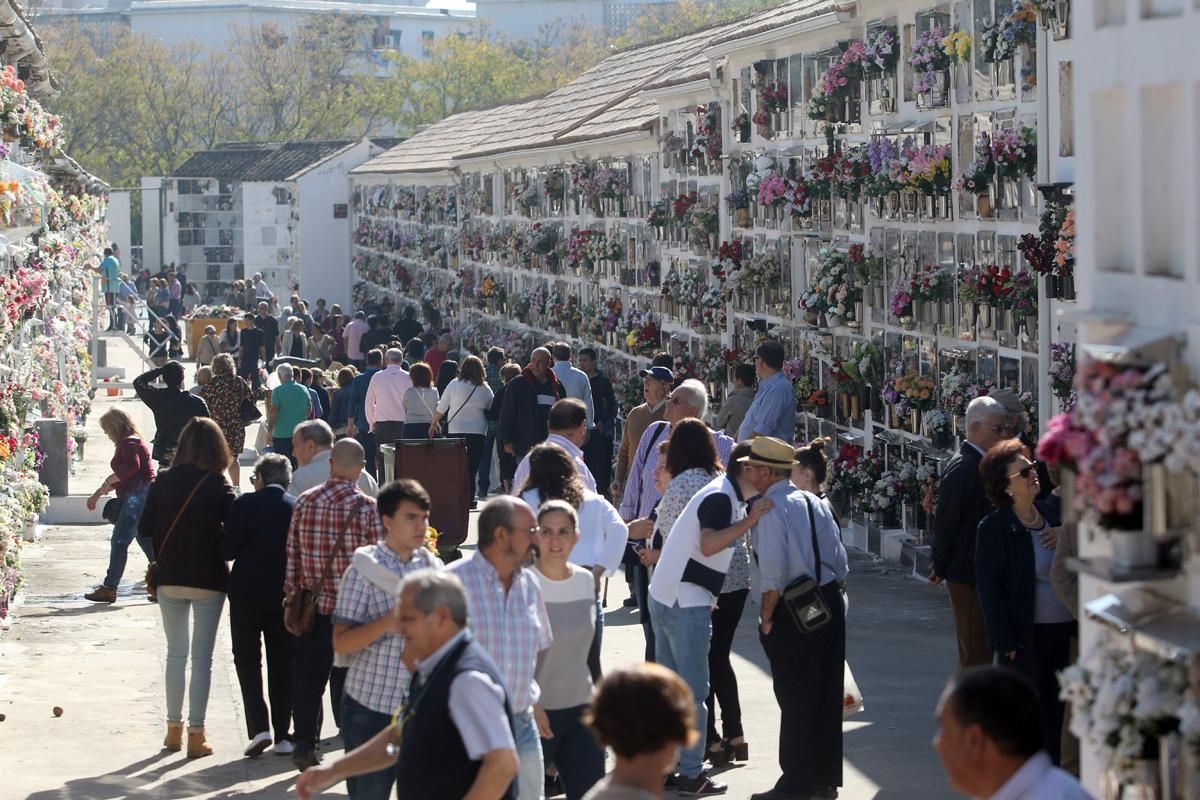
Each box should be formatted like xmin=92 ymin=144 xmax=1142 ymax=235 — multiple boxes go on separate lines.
xmin=44 ymin=495 xmax=107 ymax=525
xmin=900 ymin=542 xmax=933 ymax=576
xmin=881 ymin=530 xmax=915 ymax=563
xmin=94 ymin=366 xmax=126 ymax=380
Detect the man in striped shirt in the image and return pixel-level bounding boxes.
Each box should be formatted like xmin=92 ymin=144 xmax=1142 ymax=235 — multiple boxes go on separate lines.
xmin=448 ymin=496 xmax=553 ymax=800
xmin=284 ymin=439 xmax=386 ymax=772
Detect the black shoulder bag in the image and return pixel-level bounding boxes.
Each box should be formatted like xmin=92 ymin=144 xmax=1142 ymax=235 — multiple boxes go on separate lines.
xmin=780 ymin=493 xmax=832 ymax=634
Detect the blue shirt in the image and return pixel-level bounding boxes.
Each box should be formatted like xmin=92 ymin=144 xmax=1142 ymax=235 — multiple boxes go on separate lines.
xmin=552 ymin=361 xmax=594 ymax=429
xmin=100 ymin=255 xmax=120 ymax=293
xmin=738 ymin=370 xmax=795 ymax=442
xmin=749 ymin=481 xmax=848 ymax=597
xmin=349 ymin=367 xmax=380 ymax=431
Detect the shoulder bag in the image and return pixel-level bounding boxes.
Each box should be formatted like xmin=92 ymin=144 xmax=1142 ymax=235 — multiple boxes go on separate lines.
xmin=284 ymin=498 xmax=364 ymax=636
xmin=442 ymin=383 xmax=479 ymax=434
xmin=780 ymin=493 xmax=833 ymax=634
xmin=240 ymin=378 xmax=263 ymax=424
xmin=145 ymin=473 xmax=211 ymax=600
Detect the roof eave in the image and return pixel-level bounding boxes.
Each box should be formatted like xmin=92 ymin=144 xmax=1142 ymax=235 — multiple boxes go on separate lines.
xmin=705 ymin=7 xmax=850 ymax=59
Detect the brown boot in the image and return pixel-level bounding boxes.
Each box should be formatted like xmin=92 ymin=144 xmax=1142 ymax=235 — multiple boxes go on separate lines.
xmin=163 ymin=722 xmax=184 ymax=752
xmin=187 ymin=727 xmax=213 ymax=759
xmin=85 ymin=586 xmax=117 ymax=603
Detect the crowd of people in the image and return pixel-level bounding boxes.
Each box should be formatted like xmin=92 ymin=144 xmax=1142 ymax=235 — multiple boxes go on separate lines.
xmin=83 ymin=278 xmax=1096 ymax=799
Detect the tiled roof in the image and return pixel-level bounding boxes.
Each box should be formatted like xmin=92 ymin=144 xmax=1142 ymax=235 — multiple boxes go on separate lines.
xmin=707 ymin=0 xmax=842 ymax=47
xmin=457 ymin=21 xmax=743 ymax=161
xmin=352 ymin=100 xmax=541 ymax=175
xmin=241 ymin=140 xmax=354 ymax=181
xmin=172 ymin=146 xmax=273 ymax=179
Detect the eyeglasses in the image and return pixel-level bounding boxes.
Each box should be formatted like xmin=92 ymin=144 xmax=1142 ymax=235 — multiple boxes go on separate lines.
xmin=1007 ymin=461 xmax=1038 ymax=480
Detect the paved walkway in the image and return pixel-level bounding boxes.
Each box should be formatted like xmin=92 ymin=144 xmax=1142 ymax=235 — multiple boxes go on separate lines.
xmin=0 ymin=335 xmax=961 ymax=799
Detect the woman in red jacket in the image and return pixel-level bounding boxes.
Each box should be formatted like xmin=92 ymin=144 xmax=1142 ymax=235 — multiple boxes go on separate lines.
xmin=84 ymin=408 xmax=156 ymax=604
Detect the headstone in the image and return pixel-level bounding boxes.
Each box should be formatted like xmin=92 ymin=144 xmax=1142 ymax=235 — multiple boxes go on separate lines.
xmin=35 ymin=418 xmax=68 ymax=497
xmin=95 ymin=339 xmax=107 ymax=368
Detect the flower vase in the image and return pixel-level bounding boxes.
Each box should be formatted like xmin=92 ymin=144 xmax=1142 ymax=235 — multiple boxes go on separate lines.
xmin=1061 ymin=272 xmax=1076 ymax=301
xmin=976 ymin=193 xmax=993 ymax=218
xmin=772 ymin=111 xmax=789 ymax=137
xmin=805 ymin=310 xmax=819 ymax=326
xmin=1109 ymin=530 xmax=1158 ymax=569
xmin=1022 ymin=315 xmax=1036 ymax=341
xmin=839 ymin=393 xmax=851 ymax=422
xmin=736 ymin=208 xmax=751 ymax=228
xmin=900 ymin=192 xmax=917 ymax=216
xmin=901 ymin=315 xmax=915 ymax=331
xmin=910 ymin=410 xmax=921 ymax=436
xmin=936 ymin=194 xmax=951 ymax=220
xmin=912 ymin=299 xmax=925 ymax=324
xmin=932 ymin=427 xmax=953 ymax=451
xmin=850 ymin=302 xmax=862 ymax=330
xmin=850 ymin=393 xmax=861 ymax=425
xmin=886 ymin=192 xmax=900 ymax=218
xmin=902 ymin=503 xmax=918 ymax=532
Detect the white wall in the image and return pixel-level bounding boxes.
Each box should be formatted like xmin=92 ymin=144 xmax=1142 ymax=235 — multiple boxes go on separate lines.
xmin=140 ymin=176 xmax=164 ymax=274
xmin=474 ymin=0 xmax=603 ymax=39
xmin=242 ymin=181 xmax=293 ymax=299
xmin=107 ymin=191 xmax=132 ymax=273
xmin=294 ymin=140 xmax=379 ymax=312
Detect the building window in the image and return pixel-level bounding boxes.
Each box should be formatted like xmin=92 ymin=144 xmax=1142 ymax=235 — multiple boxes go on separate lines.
xmin=389 ymin=31 xmax=402 ymax=50
xmin=422 ymin=30 xmax=435 ymax=50
xmin=262 ymin=227 xmax=276 ymax=246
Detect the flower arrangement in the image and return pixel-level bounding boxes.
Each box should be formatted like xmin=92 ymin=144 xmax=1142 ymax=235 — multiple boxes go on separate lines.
xmin=686 ymin=201 xmax=720 ymax=240
xmin=672 ymin=192 xmax=697 ymax=220
xmin=1048 ymin=342 xmax=1076 ymax=408
xmin=909 ymin=26 xmax=950 ymax=94
xmin=981 ymin=1 xmax=1037 ymax=63
xmin=1002 ymin=269 xmax=1038 ymax=318
xmin=835 ymin=341 xmax=882 ymax=390
xmin=955 ymin=133 xmax=995 ymax=195
xmin=724 ymin=189 xmax=750 ymax=210
xmin=828 ymin=444 xmax=883 ymax=508
xmin=940 ymin=367 xmax=996 ymax=417
xmin=904 ymin=144 xmax=952 ymax=194
xmin=728 ymin=251 xmax=781 ymax=293
xmin=941 ymin=30 xmax=972 ymax=64
xmin=864 ymin=138 xmax=904 ymax=198
xmin=756 ymin=174 xmax=791 ymax=207
xmin=863 ymin=27 xmax=899 ymax=74
xmin=894 ymin=371 xmax=936 ymax=412
xmin=990 ymin=126 xmax=1037 ymax=180
xmin=958 ymin=263 xmax=1012 ymax=304
xmin=1054 ymin=209 xmax=1076 ymax=278
xmin=1059 ymin=643 xmax=1195 ymax=785
xmin=758 ymin=80 xmax=790 ymax=113
xmin=646 ymin=200 xmax=670 ymax=228
xmin=693 ymin=105 xmax=722 ymax=162
xmin=731 ymin=112 xmax=751 ymax=141
xmin=798 ymin=247 xmax=863 ymax=323
xmin=1018 ymin=202 xmax=1069 ymax=276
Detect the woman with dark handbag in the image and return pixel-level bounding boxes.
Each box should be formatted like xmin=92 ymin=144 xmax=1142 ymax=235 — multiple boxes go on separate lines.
xmin=138 ymin=418 xmax=237 ymax=759
xmin=84 ymin=408 xmax=156 ymax=604
xmin=199 ymin=353 xmax=255 ymax=488
xmin=429 ymin=356 xmax=493 ymax=508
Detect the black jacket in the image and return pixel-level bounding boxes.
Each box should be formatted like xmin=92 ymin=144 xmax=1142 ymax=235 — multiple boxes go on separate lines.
xmin=975 ymin=498 xmax=1063 ymax=655
xmin=139 ymin=464 xmax=236 ymax=593
xmin=498 ymin=368 xmax=563 ymax=458
xmin=221 ymin=485 xmax=296 ymax=604
xmin=932 ymin=442 xmax=992 ymax=585
xmin=133 ymin=368 xmax=210 ymax=462
xmin=590 ymin=373 xmax=618 ymax=436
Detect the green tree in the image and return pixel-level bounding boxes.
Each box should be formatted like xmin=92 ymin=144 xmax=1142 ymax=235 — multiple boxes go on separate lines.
xmin=613 ymin=0 xmax=787 ymax=49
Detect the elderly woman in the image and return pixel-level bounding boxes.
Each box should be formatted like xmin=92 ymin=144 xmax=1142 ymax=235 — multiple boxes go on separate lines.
xmin=402 ymin=362 xmax=439 ymax=440
xmin=532 ymin=500 xmax=606 ymax=799
xmin=84 ymin=408 xmax=156 ymax=604
xmin=139 ymin=418 xmax=237 ymax=758
xmin=281 ymin=318 xmax=308 ymax=360
xmin=199 ymin=354 xmax=254 ymax=487
xmin=976 ymin=439 xmax=1073 ymax=766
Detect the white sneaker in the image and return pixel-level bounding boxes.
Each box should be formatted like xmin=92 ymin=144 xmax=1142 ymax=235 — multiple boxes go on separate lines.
xmin=273 ymin=739 xmax=295 ymax=756
xmin=244 ymin=731 xmax=272 ymax=758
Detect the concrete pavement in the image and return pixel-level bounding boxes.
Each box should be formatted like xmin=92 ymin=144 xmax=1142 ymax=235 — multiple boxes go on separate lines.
xmin=0 ymin=335 xmax=962 ymax=799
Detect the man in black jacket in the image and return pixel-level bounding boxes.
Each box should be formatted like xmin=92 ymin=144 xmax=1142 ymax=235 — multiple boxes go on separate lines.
xmin=931 ymin=395 xmax=1008 ymax=669
xmin=133 ymin=361 xmax=209 ymax=467
xmin=498 ymin=347 xmax=563 ymax=461
xmin=256 ymin=302 xmax=281 ymax=366
xmin=578 ymin=347 xmax=617 ymax=499
xmin=221 ymin=453 xmax=298 ymax=758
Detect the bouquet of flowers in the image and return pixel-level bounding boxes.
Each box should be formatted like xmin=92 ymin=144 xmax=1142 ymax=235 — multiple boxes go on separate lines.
xmin=940 ymin=367 xmax=995 ymax=417
xmin=1048 ymin=342 xmax=1076 ymax=408
xmin=991 ymin=126 xmax=1037 ymax=180
xmin=693 ymin=105 xmax=722 ymax=161
xmin=758 ymin=80 xmax=790 ymax=113
xmin=865 ymin=138 xmax=904 ymax=198
xmin=724 ymin=189 xmax=750 ymax=210
xmin=729 ymin=251 xmax=781 ymax=293
xmin=646 ymin=200 xmax=670 ymax=228
xmin=837 ymin=341 xmax=882 ymax=389
xmin=1000 ymin=269 xmax=1037 ymax=318
xmin=904 ymin=144 xmax=952 ymax=194
xmin=909 ymin=26 xmax=950 ymax=93
xmin=958 ymin=263 xmax=1012 ymax=304
xmin=798 ymin=248 xmax=863 ymax=323
xmin=863 ymin=27 xmax=899 ymax=74
xmin=981 ymin=1 xmax=1037 ymax=63
xmin=756 ymin=174 xmax=791 ymax=207
xmin=941 ymin=30 xmax=972 ymax=64
xmin=955 ymin=133 xmax=995 ymax=195
xmin=731 ymin=112 xmax=752 ymax=141
xmin=1055 ymin=209 xmax=1076 ymax=278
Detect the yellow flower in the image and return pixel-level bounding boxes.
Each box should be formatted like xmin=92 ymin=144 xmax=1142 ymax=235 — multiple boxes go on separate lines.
xmin=941 ymin=31 xmax=972 ymax=64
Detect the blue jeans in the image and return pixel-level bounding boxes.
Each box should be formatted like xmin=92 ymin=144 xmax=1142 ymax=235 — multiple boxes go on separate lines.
xmin=514 ymin=708 xmax=545 ymax=800
xmin=159 ymin=589 xmax=226 ymax=728
xmin=102 ymin=486 xmax=153 ymax=589
xmin=341 ymin=693 xmax=395 ymax=800
xmin=542 ymin=705 xmax=604 ymax=800
xmin=649 ymin=596 xmax=711 ymax=779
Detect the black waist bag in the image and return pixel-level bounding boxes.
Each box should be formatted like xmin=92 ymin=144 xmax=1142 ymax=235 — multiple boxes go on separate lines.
xmin=781 ymin=493 xmax=832 ymax=634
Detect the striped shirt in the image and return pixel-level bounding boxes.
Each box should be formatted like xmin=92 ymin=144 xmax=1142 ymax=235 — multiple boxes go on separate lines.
xmin=333 ymin=542 xmax=442 ymax=715
xmin=448 ymin=552 xmax=552 ymax=712
xmin=284 ymin=478 xmax=386 ymax=615
xmin=618 ymin=421 xmax=736 ymax=521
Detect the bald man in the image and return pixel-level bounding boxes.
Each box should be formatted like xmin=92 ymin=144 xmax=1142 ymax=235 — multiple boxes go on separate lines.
xmin=284 ymin=435 xmax=388 ymax=771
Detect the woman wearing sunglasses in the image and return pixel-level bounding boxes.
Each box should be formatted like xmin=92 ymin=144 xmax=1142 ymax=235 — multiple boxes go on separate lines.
xmin=974 ymin=438 xmax=1073 ymax=767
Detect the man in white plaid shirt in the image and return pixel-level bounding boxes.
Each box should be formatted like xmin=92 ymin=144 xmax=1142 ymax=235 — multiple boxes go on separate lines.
xmin=448 ymin=495 xmax=553 ymax=800
xmin=332 ymin=479 xmax=442 ymax=800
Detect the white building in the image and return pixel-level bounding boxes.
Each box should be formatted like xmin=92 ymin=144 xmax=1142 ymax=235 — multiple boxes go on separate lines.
xmin=152 ymin=138 xmax=394 ymax=303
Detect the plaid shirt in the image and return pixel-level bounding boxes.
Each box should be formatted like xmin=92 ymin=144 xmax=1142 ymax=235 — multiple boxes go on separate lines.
xmin=448 ymin=553 xmax=552 ymax=712
xmin=618 ymin=421 xmax=736 ymax=521
xmin=285 ymin=478 xmax=386 ymax=615
xmin=333 ymin=543 xmax=442 ymax=715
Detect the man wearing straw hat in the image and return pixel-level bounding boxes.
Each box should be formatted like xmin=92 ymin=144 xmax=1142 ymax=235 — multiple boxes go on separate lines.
xmin=742 ymin=436 xmax=848 ymax=800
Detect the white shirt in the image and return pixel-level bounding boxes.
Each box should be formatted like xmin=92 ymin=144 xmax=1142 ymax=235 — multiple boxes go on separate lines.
xmin=436 ymin=379 xmax=494 ymax=436
xmin=254 ymin=279 xmax=273 ymax=300
xmin=511 ymin=433 xmax=597 ymax=496
xmin=365 ymin=364 xmax=413 ymax=430
xmin=988 ymin=752 xmax=1094 ymax=800
xmin=521 ymin=488 xmax=628 ymax=574
xmin=650 ymin=475 xmax=744 ymax=608
xmin=290 ymin=451 xmax=379 ymax=497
